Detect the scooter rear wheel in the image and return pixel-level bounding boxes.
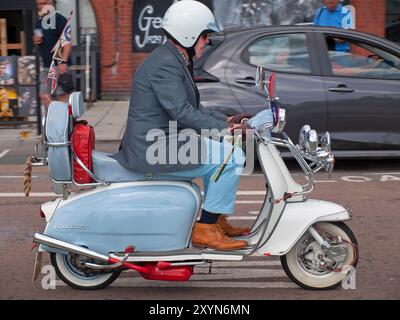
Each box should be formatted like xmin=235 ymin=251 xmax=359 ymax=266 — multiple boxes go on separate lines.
xmin=50 ymin=252 xmax=121 ymax=290
xmin=280 ymin=222 xmax=358 ymax=290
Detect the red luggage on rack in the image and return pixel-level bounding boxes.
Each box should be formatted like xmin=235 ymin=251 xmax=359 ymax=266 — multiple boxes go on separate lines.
xmin=71 ymin=120 xmax=95 ymax=184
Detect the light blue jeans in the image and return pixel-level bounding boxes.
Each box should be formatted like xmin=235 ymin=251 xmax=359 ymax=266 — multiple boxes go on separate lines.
xmin=160 ymin=137 xmax=245 ymax=214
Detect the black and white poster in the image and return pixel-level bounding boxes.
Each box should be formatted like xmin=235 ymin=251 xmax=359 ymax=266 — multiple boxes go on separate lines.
xmin=18 ymin=86 xmax=37 ymax=117
xmin=132 ymin=0 xmax=213 ymax=52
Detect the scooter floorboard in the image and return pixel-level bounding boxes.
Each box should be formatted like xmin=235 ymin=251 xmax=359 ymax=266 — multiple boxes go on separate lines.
xmin=111 ymin=248 xmax=247 ymax=262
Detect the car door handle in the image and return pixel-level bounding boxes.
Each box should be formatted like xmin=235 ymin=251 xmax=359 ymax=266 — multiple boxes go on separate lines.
xmin=236 ymin=77 xmax=256 ymax=86
xmin=328 ymin=85 xmax=354 ymax=93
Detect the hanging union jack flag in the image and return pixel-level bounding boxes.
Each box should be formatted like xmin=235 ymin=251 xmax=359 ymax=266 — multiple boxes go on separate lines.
xmin=51 ymin=16 xmax=73 ymax=62
xmin=47 ymin=10 xmax=73 ymax=95
xmin=46 ymin=60 xmax=58 ymax=96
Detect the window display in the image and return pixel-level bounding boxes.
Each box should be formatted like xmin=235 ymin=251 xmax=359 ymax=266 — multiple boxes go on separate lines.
xmin=0 ymin=56 xmax=17 ymax=85
xmin=18 ymin=56 xmax=36 ymax=85
xmin=0 ymin=55 xmax=38 ymax=119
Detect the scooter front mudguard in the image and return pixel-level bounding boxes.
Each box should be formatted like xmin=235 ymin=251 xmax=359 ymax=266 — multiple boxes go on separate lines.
xmin=40 ymin=181 xmax=201 ymax=255
xmin=256 ymin=199 xmax=352 ymax=256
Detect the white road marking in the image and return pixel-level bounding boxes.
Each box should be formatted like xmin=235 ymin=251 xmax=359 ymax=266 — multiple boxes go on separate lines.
xmin=341 ymin=176 xmax=372 ymax=182
xmin=369 ymin=172 xmax=400 ymax=175
xmin=0 ymin=149 xmax=10 ymax=159
xmin=236 ymin=201 xmax=264 ymax=204
xmin=248 ymin=211 xmax=260 ymax=215
xmin=0 ymin=192 xmax=57 ymax=197
xmin=378 ymin=175 xmax=400 ymax=182
xmin=0 ymin=176 xmax=39 ymax=179
xmin=228 ymin=216 xmax=257 ymax=220
xmin=201 ymin=191 xmax=266 ymax=196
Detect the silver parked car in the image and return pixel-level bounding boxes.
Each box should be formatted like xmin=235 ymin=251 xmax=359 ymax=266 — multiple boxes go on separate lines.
xmin=195 ymin=26 xmax=400 ymax=157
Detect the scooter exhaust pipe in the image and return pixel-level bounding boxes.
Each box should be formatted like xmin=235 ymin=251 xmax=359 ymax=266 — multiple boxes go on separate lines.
xmin=33 ymin=233 xmax=153 ymax=274
xmin=33 ymin=233 xmax=110 ymax=262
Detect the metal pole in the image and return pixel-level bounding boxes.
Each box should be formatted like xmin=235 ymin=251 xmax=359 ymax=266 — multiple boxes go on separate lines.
xmin=85 ymin=33 xmax=90 ymax=101
xmin=35 ymin=51 xmax=42 ymax=136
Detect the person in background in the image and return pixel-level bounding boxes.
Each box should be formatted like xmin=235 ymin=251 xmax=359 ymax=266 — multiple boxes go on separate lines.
xmin=33 ymin=0 xmax=72 ymax=110
xmin=313 ymin=0 xmax=353 ymax=52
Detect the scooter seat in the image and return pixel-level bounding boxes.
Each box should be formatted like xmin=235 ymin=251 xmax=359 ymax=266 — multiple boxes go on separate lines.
xmin=92 ymin=150 xmax=188 ymax=182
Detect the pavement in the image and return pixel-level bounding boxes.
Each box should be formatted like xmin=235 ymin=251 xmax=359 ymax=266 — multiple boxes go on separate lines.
xmin=0 ymin=100 xmax=129 ymax=142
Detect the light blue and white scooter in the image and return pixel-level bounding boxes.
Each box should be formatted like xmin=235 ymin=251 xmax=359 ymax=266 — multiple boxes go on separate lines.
xmin=31 ymin=67 xmax=358 ymax=290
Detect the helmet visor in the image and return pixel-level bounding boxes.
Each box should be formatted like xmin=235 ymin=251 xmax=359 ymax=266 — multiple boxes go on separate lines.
xmin=207 ymin=22 xmax=220 ymax=33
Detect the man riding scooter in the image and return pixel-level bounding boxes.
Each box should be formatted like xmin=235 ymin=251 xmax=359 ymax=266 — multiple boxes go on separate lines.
xmin=113 ymin=0 xmax=252 ymax=250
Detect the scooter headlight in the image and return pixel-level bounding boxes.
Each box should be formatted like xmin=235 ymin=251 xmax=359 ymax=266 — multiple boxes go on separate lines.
xmin=299 ymin=125 xmax=311 ymax=149
xmin=297 ymin=127 xmax=335 ymax=176
xmin=320 ymin=131 xmax=332 ymax=153
xmin=307 ymin=130 xmax=319 ymax=154
xmin=298 ymin=125 xmax=319 ymax=154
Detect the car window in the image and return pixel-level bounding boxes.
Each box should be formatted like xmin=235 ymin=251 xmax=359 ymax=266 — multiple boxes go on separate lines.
xmin=325 ymin=36 xmax=400 ymax=80
xmin=247 ymin=33 xmax=311 ymax=74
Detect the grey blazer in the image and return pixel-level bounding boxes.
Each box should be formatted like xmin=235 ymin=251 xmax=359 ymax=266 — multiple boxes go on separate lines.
xmin=112 ymin=41 xmax=228 ymax=174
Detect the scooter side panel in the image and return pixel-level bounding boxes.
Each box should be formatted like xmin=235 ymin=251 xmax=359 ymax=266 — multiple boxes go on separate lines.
xmin=256 ymin=199 xmax=351 ymax=256
xmin=43 ymin=184 xmax=199 ymax=254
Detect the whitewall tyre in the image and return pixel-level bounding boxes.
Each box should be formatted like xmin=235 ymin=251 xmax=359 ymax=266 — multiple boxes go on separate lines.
xmin=281 ymin=222 xmax=358 ymax=290
xmin=50 ymin=252 xmax=121 ymax=290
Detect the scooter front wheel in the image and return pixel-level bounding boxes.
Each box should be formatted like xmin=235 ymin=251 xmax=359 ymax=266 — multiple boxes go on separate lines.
xmin=50 ymin=252 xmax=121 ymax=290
xmin=280 ymin=222 xmax=358 ymax=290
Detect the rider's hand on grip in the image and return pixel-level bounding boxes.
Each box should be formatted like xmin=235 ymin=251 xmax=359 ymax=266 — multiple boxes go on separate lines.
xmin=228 ymin=113 xmax=253 ymax=127
xmin=228 ymin=121 xmax=252 ymax=138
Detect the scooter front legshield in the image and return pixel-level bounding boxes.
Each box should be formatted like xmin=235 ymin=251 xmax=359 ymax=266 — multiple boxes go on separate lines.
xmin=256 ymin=199 xmax=351 ymax=256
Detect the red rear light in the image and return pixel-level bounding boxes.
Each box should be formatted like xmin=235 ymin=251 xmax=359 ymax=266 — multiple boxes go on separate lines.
xmin=40 ymin=209 xmax=45 ymax=218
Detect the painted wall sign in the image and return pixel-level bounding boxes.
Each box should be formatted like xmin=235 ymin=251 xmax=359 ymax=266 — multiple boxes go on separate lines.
xmin=132 ymin=0 xmax=213 ymax=53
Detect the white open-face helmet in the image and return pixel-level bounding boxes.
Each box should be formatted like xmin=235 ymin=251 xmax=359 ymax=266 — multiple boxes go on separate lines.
xmin=162 ymin=0 xmax=220 ymax=48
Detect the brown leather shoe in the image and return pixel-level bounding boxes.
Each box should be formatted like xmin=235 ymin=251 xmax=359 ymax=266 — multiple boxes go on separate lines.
xmin=191 ymin=222 xmax=248 ymax=250
xmin=218 ymin=215 xmax=250 ymax=237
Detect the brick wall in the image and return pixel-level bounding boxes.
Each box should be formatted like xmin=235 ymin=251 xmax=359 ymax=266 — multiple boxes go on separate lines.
xmin=91 ymin=0 xmax=141 ymax=99
xmin=91 ymin=0 xmax=386 ymax=99
xmin=351 ymin=0 xmax=385 ymax=37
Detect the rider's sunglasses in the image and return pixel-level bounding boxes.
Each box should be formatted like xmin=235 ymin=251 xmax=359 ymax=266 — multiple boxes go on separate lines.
xmin=201 ymin=31 xmax=211 ymax=40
